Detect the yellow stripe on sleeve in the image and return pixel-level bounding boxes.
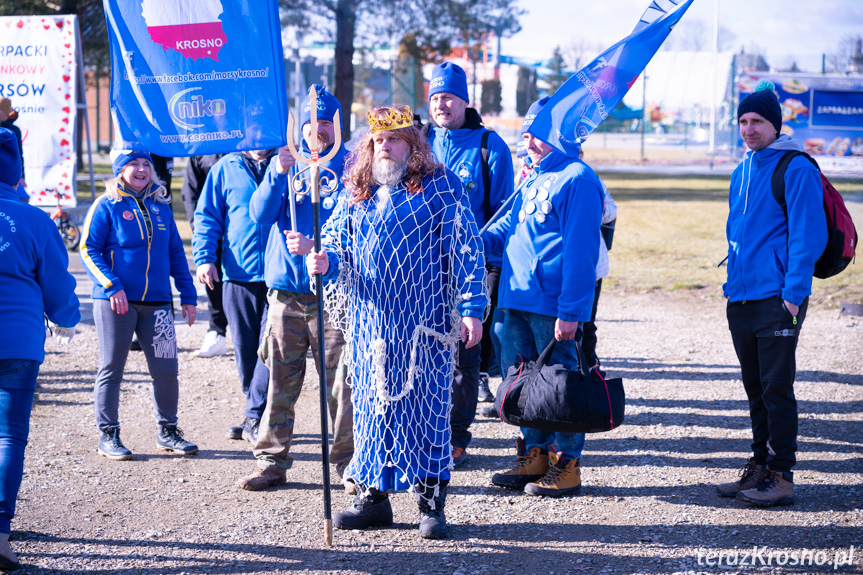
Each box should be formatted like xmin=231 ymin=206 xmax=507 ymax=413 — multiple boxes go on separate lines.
xmin=79 ymin=195 xmax=115 ymax=289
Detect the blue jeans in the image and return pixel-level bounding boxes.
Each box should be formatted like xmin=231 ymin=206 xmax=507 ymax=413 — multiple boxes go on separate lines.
xmin=0 ymin=359 xmax=39 ymax=534
xmin=500 ymin=309 xmax=585 ymax=462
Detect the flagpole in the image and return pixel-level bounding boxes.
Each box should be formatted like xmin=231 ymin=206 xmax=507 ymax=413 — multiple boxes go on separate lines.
xmin=709 ymin=0 xmax=719 ymax=156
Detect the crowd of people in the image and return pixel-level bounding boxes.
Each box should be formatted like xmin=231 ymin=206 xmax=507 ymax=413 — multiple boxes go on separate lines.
xmin=0 ymin=67 xmax=828 ymax=564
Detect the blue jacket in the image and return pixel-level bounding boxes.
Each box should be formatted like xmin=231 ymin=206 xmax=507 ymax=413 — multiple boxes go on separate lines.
xmin=724 ymin=135 xmax=827 ymax=305
xmin=80 ymin=186 xmax=197 ymax=306
xmin=0 ymin=182 xmax=80 ymax=362
xmin=192 ymin=154 xmax=269 ymax=282
xmin=484 ymin=150 xmax=603 ymax=322
xmin=426 ymin=109 xmax=514 ymax=266
xmin=250 ymin=142 xmax=347 ymax=293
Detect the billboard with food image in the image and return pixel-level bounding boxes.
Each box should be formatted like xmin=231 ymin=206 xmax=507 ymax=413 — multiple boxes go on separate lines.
xmin=737 ymin=73 xmax=863 ymax=159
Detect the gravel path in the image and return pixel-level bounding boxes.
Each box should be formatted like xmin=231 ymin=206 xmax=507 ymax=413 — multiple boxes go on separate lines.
xmin=13 ymin=259 xmax=863 ymax=574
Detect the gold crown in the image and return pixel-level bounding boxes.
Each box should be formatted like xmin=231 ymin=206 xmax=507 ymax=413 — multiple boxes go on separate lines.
xmin=367 ymin=105 xmax=413 ymax=133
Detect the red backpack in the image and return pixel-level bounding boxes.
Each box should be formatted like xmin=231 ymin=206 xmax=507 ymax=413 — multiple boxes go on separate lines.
xmin=771 ymin=151 xmax=857 ymax=279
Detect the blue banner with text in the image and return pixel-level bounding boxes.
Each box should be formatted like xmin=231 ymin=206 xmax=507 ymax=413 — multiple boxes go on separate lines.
xmin=104 ymin=0 xmax=287 ymax=156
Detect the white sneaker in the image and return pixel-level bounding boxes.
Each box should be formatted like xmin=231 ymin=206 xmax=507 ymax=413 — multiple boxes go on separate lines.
xmin=193 ymin=330 xmax=227 ymax=358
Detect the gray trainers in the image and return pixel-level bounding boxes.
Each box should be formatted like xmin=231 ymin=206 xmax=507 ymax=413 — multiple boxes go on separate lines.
xmin=98 ymin=427 xmax=133 ymax=461
xmin=156 ymin=426 xmax=198 ymax=455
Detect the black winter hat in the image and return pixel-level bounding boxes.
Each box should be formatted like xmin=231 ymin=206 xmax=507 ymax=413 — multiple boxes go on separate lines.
xmin=738 ymin=80 xmax=782 ymax=135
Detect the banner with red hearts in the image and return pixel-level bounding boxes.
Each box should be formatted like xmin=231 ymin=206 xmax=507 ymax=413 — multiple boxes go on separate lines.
xmin=0 ymin=15 xmax=78 ymax=207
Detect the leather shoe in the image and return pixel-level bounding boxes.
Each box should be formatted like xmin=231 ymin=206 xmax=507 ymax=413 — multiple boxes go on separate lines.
xmin=225 ymin=424 xmax=243 ymax=440
xmin=237 ymin=466 xmax=286 ymax=491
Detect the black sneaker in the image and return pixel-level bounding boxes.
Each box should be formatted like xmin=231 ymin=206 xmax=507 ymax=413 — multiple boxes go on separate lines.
xmin=129 ymin=337 xmax=142 ymax=351
xmin=98 ymin=427 xmax=133 ymax=460
xmin=156 ymin=426 xmax=198 ymax=455
xmin=242 ymin=418 xmax=260 ymax=444
xmin=477 ymin=372 xmax=494 ymax=403
xmin=333 ymin=489 xmax=393 ymax=530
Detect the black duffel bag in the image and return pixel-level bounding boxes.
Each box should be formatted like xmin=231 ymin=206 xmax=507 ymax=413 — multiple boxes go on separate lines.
xmin=492 ymin=340 xmax=625 ymax=433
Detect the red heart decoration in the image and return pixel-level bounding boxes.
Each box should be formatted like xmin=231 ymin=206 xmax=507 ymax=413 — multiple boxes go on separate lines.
xmin=64 ymin=94 xmax=71 ymax=100
xmin=60 ymin=140 xmax=69 ymax=147
xmin=44 ymin=25 xmax=50 ymax=30
xmin=62 ymin=118 xmax=69 ymax=124
xmin=63 ymin=75 xmax=70 ymax=82
xmin=59 ymin=128 xmax=66 ymax=133
xmin=56 ymin=20 xmax=64 ymax=29
xmin=64 ymin=43 xmax=70 ymax=48
xmin=16 ymin=20 xmax=23 ymax=28
xmin=40 ymin=190 xmax=46 ymax=196
xmin=62 ymin=107 xmax=70 ymax=114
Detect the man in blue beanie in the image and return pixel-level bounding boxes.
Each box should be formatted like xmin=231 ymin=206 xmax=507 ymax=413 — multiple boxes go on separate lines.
xmin=237 ymin=85 xmax=354 ymax=492
xmin=716 ymin=80 xmax=827 ymax=507
xmin=422 ymin=62 xmax=514 ymax=467
xmin=484 ymin=97 xmax=603 ymax=498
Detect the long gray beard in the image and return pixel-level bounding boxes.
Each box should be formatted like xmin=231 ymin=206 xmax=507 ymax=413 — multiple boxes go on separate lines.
xmin=372 ymin=156 xmax=407 ymax=187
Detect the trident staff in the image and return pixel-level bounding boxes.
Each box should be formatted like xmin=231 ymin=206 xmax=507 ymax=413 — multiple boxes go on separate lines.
xmin=284 ymin=85 xmax=343 ymax=546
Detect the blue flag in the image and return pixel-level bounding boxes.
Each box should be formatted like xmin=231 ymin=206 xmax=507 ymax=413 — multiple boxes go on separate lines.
xmin=104 ymin=0 xmax=288 ymax=156
xmin=528 ymin=0 xmax=694 ymax=156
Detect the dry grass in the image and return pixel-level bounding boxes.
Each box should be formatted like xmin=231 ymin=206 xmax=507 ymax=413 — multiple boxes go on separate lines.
xmin=77 ymin=167 xmax=863 ymax=305
xmin=601 ymin=172 xmax=863 ymax=306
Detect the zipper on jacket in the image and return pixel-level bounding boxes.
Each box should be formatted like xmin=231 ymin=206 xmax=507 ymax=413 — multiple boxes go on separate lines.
xmin=110 ymin=250 xmax=114 ymax=270
xmin=132 ymin=197 xmax=154 ymax=301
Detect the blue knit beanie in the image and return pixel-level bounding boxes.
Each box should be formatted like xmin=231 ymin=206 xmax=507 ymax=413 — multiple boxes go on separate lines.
xmin=300 ymin=84 xmax=341 ymax=127
xmin=521 ymin=96 xmax=550 ymax=134
xmin=738 ymin=80 xmax=782 ymax=135
xmin=111 ymin=150 xmax=153 ymax=177
xmin=0 ymin=127 xmax=21 ymax=186
xmin=429 ymin=63 xmax=469 ymax=103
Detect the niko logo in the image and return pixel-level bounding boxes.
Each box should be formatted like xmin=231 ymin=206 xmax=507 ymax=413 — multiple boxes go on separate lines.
xmin=169 ymin=87 xmax=226 ymax=130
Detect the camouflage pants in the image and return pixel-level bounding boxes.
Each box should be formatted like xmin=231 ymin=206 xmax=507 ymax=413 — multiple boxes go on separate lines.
xmin=254 ymin=290 xmax=353 ymax=472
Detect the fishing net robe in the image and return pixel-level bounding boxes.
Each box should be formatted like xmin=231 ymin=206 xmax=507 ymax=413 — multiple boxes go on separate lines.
xmin=320 ymin=168 xmax=488 ymax=498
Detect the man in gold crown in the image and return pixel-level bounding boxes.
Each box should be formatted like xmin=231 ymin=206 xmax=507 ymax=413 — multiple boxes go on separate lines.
xmin=305 ymin=104 xmax=488 ymax=539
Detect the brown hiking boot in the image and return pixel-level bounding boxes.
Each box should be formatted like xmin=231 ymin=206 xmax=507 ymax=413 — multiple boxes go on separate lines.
xmin=524 ymin=451 xmax=582 ymax=497
xmin=491 ymin=439 xmax=549 ymax=489
xmin=236 ymin=465 xmax=287 ymax=491
xmin=716 ymin=458 xmax=768 ymax=497
xmin=737 ymin=468 xmax=794 ymax=507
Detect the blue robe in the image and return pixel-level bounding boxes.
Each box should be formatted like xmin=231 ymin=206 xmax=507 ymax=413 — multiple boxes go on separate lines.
xmin=321 ymin=167 xmax=487 ymax=492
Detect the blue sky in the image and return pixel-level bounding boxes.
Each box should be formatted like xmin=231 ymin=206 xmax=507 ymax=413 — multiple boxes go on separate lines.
xmin=502 ymin=0 xmax=863 ymax=72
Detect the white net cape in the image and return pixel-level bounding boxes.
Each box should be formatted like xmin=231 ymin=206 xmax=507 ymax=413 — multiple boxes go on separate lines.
xmin=319 ymin=169 xmax=487 ymax=506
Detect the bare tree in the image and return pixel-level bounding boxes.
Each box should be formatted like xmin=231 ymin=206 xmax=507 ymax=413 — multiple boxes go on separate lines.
xmin=827 ymin=34 xmax=863 ymax=73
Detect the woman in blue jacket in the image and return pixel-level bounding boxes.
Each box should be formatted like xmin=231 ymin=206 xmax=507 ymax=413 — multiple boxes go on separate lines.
xmin=0 ymin=128 xmax=80 ymax=569
xmin=80 ymin=150 xmax=199 ymax=461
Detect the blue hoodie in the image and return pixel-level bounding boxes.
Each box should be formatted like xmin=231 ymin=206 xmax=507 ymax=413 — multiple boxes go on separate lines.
xmin=484 ymin=149 xmax=603 ymax=322
xmin=426 ymin=110 xmax=514 ymax=265
xmin=80 ymin=186 xmax=197 ymax=306
xmin=724 ymin=135 xmax=827 ymax=305
xmin=0 ymin=182 xmax=80 ymax=362
xmin=250 ymin=142 xmax=347 ymax=293
xmin=192 ymin=154 xmax=269 ymax=282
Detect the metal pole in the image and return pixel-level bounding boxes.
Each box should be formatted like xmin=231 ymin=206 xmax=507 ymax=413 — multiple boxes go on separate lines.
xmin=310 ymin=162 xmax=333 ymax=547
xmin=75 ymin=18 xmax=96 ymax=202
xmin=640 ymin=74 xmax=646 ymax=162
xmin=708 ymin=0 xmax=718 ymax=155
